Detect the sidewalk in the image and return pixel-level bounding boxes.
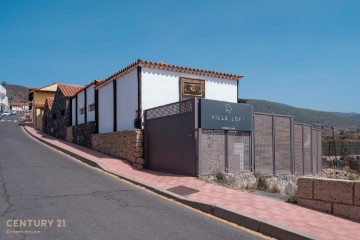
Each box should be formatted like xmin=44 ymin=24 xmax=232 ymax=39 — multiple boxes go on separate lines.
xmin=23 ymin=126 xmax=359 ymax=240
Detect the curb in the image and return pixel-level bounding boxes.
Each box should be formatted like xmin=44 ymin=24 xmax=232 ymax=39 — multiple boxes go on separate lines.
xmin=23 ymin=126 xmax=321 ymax=240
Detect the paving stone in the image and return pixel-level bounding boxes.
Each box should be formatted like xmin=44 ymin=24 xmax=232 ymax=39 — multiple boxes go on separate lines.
xmin=333 ymin=203 xmax=360 ymax=221
xmin=297 ymin=198 xmax=332 ymax=213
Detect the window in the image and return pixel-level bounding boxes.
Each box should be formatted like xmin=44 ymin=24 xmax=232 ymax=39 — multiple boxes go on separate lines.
xmin=179 ymin=77 xmax=205 ymax=101
xmin=80 ymin=108 xmax=85 ymax=115
xmin=52 ymin=113 xmax=56 ymax=120
xmin=89 ymin=103 xmax=95 ymax=112
xmin=61 ymin=110 xmax=65 ymax=116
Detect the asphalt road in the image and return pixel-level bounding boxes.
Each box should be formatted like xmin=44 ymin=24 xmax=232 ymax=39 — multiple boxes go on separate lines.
xmin=0 ymin=115 xmax=266 ymax=240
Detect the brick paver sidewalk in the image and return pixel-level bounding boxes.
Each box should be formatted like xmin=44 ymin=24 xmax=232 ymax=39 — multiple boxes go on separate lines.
xmin=24 ymin=126 xmax=359 ymax=240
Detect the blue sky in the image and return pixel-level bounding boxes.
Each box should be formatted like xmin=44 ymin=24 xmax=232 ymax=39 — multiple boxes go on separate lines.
xmin=0 ymin=0 xmax=359 ymax=113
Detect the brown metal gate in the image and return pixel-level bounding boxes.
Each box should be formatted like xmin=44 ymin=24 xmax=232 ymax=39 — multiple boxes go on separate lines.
xmin=144 ymin=99 xmax=197 ymax=176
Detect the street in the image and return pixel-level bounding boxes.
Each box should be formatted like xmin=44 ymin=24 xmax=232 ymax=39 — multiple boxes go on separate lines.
xmin=0 ymin=115 xmax=266 ymax=240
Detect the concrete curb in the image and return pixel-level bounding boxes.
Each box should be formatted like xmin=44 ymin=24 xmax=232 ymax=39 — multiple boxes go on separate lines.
xmin=23 ymin=126 xmax=322 ymax=240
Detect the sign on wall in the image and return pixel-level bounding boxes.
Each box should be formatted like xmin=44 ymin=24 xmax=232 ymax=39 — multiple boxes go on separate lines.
xmin=200 ymin=99 xmax=253 ymax=131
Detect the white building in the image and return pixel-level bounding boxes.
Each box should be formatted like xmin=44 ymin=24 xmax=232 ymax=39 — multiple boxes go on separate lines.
xmin=71 ymin=80 xmax=103 ymax=126
xmin=0 ymin=84 xmax=9 ymax=112
xmin=94 ymin=59 xmax=242 ymax=134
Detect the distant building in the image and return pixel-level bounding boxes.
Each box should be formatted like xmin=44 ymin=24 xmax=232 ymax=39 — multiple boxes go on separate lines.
xmin=0 ymin=84 xmax=9 ymax=112
xmin=28 ymin=82 xmax=59 ymax=130
xmin=10 ymin=102 xmax=29 ymax=112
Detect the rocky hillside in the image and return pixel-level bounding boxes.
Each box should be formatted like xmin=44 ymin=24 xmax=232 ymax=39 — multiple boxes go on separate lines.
xmin=1 ymin=84 xmax=29 ymax=103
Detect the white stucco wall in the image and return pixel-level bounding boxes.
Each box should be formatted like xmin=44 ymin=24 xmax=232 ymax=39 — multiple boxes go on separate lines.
xmin=77 ymin=91 xmax=85 ymax=125
xmin=98 ymin=82 xmax=114 ymax=133
xmin=71 ymin=98 xmax=76 ymax=126
xmin=116 ymin=70 xmax=138 ymax=131
xmin=86 ymin=86 xmax=95 ymax=122
xmin=141 ymin=67 xmax=238 ymax=112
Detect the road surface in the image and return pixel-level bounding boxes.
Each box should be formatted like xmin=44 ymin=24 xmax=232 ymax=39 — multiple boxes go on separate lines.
xmin=0 ymin=114 xmax=267 ymax=239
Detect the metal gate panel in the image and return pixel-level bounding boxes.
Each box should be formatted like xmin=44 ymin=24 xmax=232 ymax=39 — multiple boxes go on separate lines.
xmin=303 ymin=126 xmax=312 ymax=175
xmin=145 ymin=99 xmax=197 ymax=176
xmin=294 ymin=124 xmax=304 ymax=175
xmin=254 ymin=114 xmax=273 ymax=175
xmin=275 ymin=116 xmax=291 ymax=175
xmin=200 ymin=130 xmax=226 ymax=175
xmin=228 ymin=131 xmax=251 ymax=173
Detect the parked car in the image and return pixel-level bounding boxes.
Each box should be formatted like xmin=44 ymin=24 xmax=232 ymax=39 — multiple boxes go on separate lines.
xmin=2 ymin=111 xmax=12 ymax=116
xmin=11 ymin=110 xmax=17 ymax=115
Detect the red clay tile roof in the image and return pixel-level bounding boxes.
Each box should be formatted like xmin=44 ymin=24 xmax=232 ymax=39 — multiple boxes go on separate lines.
xmin=58 ymin=84 xmax=85 ymax=98
xmin=96 ymin=59 xmax=243 ymax=89
xmin=94 ymin=79 xmax=105 ymax=88
xmin=45 ymin=97 xmax=54 ymax=110
xmin=72 ymin=80 xmax=104 ymax=97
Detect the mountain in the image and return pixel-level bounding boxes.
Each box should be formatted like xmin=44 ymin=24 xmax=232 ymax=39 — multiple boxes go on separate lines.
xmin=247 ymin=99 xmax=360 ymax=133
xmin=2 ymin=84 xmax=29 ymax=103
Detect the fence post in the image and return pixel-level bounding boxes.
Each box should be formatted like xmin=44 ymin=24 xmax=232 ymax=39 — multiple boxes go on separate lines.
xmin=225 ymin=130 xmax=228 ymax=173
xmin=272 ymin=114 xmax=276 ymax=176
xmin=144 ymin=109 xmax=148 ymax=169
xmin=290 ymin=117 xmax=295 ymax=174
xmin=196 ymin=128 xmax=202 ymax=177
xmin=310 ymin=128 xmax=313 ymax=174
xmin=302 ymin=125 xmax=305 ymax=175
xmin=252 ymin=113 xmax=256 ymax=172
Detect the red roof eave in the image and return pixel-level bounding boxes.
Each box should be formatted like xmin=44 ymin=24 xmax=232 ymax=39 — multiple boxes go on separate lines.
xmin=95 ymin=59 xmax=243 ymax=89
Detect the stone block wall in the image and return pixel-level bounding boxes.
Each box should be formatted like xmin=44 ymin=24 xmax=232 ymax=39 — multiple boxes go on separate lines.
xmin=65 ymin=126 xmax=72 ymax=142
xmin=72 ymin=122 xmax=97 ymax=148
xmin=297 ymin=177 xmax=360 ymax=221
xmin=91 ymin=130 xmax=144 ymax=169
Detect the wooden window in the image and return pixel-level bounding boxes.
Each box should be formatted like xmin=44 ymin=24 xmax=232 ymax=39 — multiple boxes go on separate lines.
xmin=80 ymin=108 xmax=85 ymax=115
xmin=89 ymin=103 xmax=95 ymax=112
xmin=179 ymin=77 xmax=205 ymax=101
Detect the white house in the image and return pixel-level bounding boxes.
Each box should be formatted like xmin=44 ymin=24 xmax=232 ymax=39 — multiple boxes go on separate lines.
xmin=71 ymin=80 xmax=103 ymax=126
xmin=95 ymin=59 xmax=243 ymax=134
xmin=0 ymin=84 xmax=9 ymax=112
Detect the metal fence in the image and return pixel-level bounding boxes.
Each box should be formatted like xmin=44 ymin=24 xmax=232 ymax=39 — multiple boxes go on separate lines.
xmin=144 ymin=99 xmax=322 ymax=177
xmin=254 ymin=113 xmax=322 ymax=176
xmin=322 ymin=141 xmax=360 ymax=156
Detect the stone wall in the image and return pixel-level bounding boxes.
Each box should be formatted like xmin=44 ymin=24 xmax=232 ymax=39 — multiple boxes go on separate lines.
xmin=43 ymin=89 xmax=71 ymax=140
xmin=65 ymin=126 xmax=72 ymax=142
xmin=72 ymin=122 xmax=97 ymax=148
xmin=91 ymin=130 xmax=144 ymax=169
xmin=297 ymin=177 xmax=360 ymax=221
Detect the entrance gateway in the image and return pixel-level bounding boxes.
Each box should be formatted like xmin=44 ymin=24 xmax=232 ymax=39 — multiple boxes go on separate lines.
xmin=144 ymin=98 xmax=253 ymax=176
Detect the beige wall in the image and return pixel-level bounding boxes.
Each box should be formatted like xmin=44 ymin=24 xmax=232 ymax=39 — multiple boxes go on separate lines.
xmin=34 ymin=91 xmax=55 ymax=104
xmin=32 ymin=91 xmax=55 ymax=129
xmin=34 ymin=108 xmax=44 ymax=130
xmin=40 ymin=83 xmax=58 ymax=91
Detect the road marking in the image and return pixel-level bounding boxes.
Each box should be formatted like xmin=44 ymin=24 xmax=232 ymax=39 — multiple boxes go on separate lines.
xmin=21 ymin=127 xmax=274 ymax=240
